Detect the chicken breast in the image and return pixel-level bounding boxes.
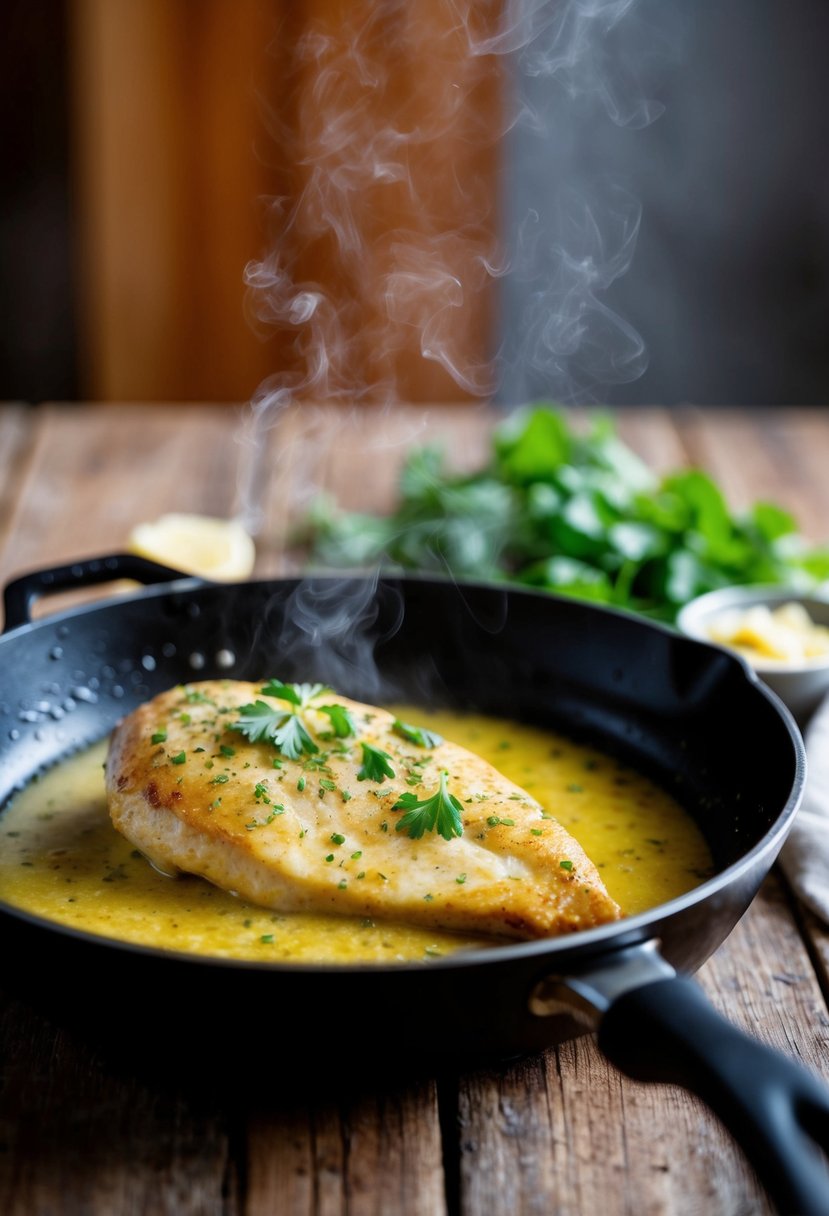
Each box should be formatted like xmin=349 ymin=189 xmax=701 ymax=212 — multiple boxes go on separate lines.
xmin=105 ymin=680 xmax=621 ymax=939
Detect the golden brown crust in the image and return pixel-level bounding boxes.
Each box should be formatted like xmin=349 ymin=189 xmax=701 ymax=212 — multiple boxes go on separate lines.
xmin=106 ymin=681 xmax=621 ymax=939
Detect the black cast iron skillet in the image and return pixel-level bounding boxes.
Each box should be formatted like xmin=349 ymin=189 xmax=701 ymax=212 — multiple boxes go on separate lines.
xmin=2 ymin=554 xmax=829 ymax=1213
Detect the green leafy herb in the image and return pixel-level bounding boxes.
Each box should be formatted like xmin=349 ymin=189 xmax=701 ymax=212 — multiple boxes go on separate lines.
xmin=151 ymin=730 xmax=167 ymax=745
xmin=331 ymin=833 xmax=346 ymax=845
xmin=318 ymin=703 xmax=357 ymax=738
xmin=260 ymin=680 xmax=329 ymax=706
xmin=393 ymin=771 xmax=463 ymax=842
xmin=358 ymin=743 xmax=396 ymax=783
xmin=560 ymin=859 xmax=574 ymax=872
xmin=305 ymin=405 xmax=829 ymax=622
xmin=392 ymin=719 xmax=444 ymax=749
xmin=231 ymin=699 xmax=318 ymax=760
xmin=170 ymin=751 xmax=186 ymax=765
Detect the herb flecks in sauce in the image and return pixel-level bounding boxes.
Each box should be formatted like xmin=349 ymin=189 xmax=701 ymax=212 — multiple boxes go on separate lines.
xmin=0 ymin=706 xmax=712 ymax=963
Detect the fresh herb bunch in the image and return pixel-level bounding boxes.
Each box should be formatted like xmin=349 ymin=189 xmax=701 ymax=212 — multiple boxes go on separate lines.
xmin=306 ymin=405 xmax=829 ymax=621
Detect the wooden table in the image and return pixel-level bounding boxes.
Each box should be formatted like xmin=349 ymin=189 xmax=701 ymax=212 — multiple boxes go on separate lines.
xmin=2 ymin=402 xmax=829 ymax=1215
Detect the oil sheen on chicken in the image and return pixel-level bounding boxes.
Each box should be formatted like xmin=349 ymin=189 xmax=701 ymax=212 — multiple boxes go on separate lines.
xmin=105 ymin=680 xmax=621 ymax=940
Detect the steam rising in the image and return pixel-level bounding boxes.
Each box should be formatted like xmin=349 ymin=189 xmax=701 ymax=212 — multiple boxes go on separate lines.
xmin=237 ymin=0 xmax=669 ymax=518
xmin=230 ymin=1 xmax=673 ymax=699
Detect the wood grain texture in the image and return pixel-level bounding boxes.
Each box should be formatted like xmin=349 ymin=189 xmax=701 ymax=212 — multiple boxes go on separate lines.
xmin=0 ymin=404 xmax=38 ymax=550
xmin=0 ymin=993 xmax=240 ymax=1216
xmin=246 ymin=1082 xmax=446 ymax=1216
xmin=0 ymin=403 xmax=245 ymax=585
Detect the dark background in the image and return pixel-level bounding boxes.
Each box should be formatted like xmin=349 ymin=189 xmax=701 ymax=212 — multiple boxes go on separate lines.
xmin=2 ymin=0 xmax=829 ymax=405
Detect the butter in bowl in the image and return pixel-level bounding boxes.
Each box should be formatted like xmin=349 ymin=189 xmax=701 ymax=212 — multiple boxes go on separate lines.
xmin=677 ymin=585 xmax=829 ymax=724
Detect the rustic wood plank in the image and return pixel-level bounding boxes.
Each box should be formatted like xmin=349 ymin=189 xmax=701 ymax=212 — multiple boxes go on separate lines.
xmin=0 ymin=993 xmax=241 ymax=1215
xmin=245 ymin=1082 xmax=447 ymax=1216
xmin=0 ymin=404 xmax=39 ymax=553
xmin=0 ymin=403 xmax=250 ymax=586
xmin=673 ymin=406 xmax=829 ymax=542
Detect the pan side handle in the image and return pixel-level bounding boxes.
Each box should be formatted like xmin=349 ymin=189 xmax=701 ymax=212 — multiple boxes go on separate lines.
xmin=599 ymin=976 xmax=829 ymax=1215
xmin=532 ymin=944 xmax=829 ymax=1215
xmin=2 ymin=554 xmax=192 ymax=632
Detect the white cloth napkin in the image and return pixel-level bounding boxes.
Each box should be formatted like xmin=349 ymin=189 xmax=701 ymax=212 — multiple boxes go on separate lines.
xmin=780 ymin=695 xmax=829 ymax=923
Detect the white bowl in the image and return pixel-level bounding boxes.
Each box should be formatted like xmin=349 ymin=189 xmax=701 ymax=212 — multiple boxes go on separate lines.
xmin=677 ymin=585 xmax=829 ymax=724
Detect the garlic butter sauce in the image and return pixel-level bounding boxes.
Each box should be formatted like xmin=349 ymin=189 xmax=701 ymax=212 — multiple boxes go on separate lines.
xmin=0 ymin=710 xmax=711 ymax=963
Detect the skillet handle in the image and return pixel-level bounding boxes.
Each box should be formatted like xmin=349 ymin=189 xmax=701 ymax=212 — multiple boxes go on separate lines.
xmin=599 ymin=976 xmax=829 ymax=1216
xmin=2 ymin=553 xmax=191 ymax=632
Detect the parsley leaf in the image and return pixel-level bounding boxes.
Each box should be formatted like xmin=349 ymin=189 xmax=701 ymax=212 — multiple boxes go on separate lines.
xmin=318 ymin=703 xmax=357 ymax=738
xmin=393 ymin=771 xmax=463 ymax=841
xmin=259 ymin=680 xmax=330 ymax=708
xmin=392 ymin=718 xmax=444 ymax=749
xmin=271 ymin=714 xmax=318 ymax=761
xmin=357 ymin=743 xmax=396 ymax=782
xmin=230 ymin=698 xmax=318 ymax=760
xmin=231 ymin=700 xmax=284 ymax=744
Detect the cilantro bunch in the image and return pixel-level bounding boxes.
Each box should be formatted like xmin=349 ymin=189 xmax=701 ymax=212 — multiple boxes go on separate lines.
xmin=306 ymin=406 xmax=829 ymax=622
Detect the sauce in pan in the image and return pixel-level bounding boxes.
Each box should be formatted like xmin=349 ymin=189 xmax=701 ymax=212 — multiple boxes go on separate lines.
xmin=0 ymin=709 xmax=712 ymax=963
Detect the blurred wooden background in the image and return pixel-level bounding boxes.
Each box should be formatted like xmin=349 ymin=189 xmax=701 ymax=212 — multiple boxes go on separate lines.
xmin=68 ymin=0 xmax=502 ymax=405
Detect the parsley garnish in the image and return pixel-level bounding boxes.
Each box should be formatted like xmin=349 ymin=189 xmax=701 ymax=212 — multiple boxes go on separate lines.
xmin=151 ymin=729 xmax=167 ymax=745
xmin=357 ymin=743 xmax=396 ymax=782
xmin=170 ymin=751 xmax=186 ymax=765
xmin=393 ymin=771 xmax=463 ymax=841
xmin=392 ymin=719 xmax=444 ymax=749
xmin=231 ymin=699 xmax=318 ymax=760
xmin=260 ymin=680 xmax=329 ymax=706
xmin=230 ymin=681 xmax=334 ymax=760
xmin=318 ymin=704 xmax=357 ymax=738
xmin=560 ymin=859 xmax=574 ymax=871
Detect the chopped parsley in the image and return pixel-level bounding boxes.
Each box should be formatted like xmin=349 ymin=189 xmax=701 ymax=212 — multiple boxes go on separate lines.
xmin=560 ymin=859 xmax=574 ymax=872
xmin=331 ymin=833 xmax=346 ymax=845
xmin=170 ymin=751 xmax=186 ymax=765
xmin=151 ymin=729 xmax=167 ymax=745
xmin=245 ymin=806 xmax=285 ymax=830
xmin=393 ymin=771 xmax=463 ymax=842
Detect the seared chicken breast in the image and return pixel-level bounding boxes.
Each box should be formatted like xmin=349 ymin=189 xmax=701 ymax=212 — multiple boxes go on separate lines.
xmin=105 ymin=680 xmax=621 ymax=939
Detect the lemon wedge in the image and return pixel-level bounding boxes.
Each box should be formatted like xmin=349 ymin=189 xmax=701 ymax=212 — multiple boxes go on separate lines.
xmin=128 ymin=514 xmax=255 ymax=581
